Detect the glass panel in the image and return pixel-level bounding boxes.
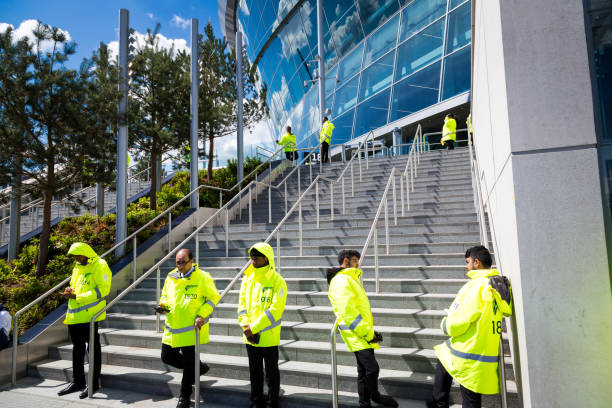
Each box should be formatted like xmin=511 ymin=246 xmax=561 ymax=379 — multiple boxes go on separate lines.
xmin=260 ymin=37 xmax=283 ymax=87
xmin=288 ymin=72 xmax=305 ymax=107
xmin=325 ymin=31 xmax=339 ymax=70
xmin=442 ymin=45 xmax=470 ymax=100
xmin=324 ymin=0 xmax=354 ymax=26
xmin=333 ymin=75 xmax=360 ymax=117
xmin=363 ymin=13 xmax=399 ymax=67
xmin=330 ymin=5 xmax=365 ymax=57
xmin=357 ymin=0 xmax=400 ymax=36
xmin=395 ymin=18 xmax=444 ymax=81
xmin=359 ymin=51 xmax=394 ymax=101
xmin=299 ymin=0 xmax=319 ymax=57
xmin=330 ymin=108 xmax=355 ymax=145
xmin=274 ymin=0 xmax=300 ymax=30
xmin=445 ymin=1 xmax=471 ymax=54
xmin=326 ymin=93 xmax=334 ymax=117
xmin=354 ymin=88 xmax=391 ymax=138
xmin=450 ymin=0 xmax=467 ymax=10
xmin=326 ymin=65 xmax=338 ymax=96
xmin=399 ymin=0 xmax=447 ymax=42
xmin=337 ymin=43 xmax=364 ymax=86
xmin=390 ymin=61 xmax=440 ymax=121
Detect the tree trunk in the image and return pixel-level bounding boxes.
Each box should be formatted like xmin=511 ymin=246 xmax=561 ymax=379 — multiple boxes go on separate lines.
xmin=207 ymin=133 xmax=214 ymax=182
xmin=150 ymin=150 xmax=158 ymax=210
xmin=35 ymin=189 xmax=53 ymax=277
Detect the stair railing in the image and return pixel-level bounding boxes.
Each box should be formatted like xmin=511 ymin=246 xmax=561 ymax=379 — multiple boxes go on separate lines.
xmin=10 ymin=145 xmax=290 ymax=387
xmin=468 ymin=132 xmax=509 ymax=408
xmin=330 ymin=126 xmax=424 ymax=408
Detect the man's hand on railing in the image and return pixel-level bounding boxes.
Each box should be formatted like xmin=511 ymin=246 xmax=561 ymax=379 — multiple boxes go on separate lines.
xmin=61 ymin=287 xmax=76 ymax=299
xmin=194 ymin=316 xmax=206 ymax=330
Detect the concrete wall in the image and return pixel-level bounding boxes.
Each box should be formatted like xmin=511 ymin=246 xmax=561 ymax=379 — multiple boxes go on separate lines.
xmin=472 ymin=0 xmax=612 ymax=407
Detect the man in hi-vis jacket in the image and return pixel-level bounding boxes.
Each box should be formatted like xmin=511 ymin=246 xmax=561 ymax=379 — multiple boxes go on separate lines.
xmin=238 ymin=242 xmax=287 ymax=408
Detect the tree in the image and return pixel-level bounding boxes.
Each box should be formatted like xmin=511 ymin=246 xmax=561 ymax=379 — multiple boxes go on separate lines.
xmin=0 ymin=22 xmax=118 ymax=276
xmin=198 ymin=22 xmax=268 ymax=180
xmin=128 ymin=25 xmax=190 ymax=210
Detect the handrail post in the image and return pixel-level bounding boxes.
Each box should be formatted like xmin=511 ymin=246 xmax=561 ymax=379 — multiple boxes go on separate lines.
xmin=330 ymin=183 xmax=334 ymax=221
xmin=319 ymin=143 xmax=322 ymax=174
xmin=219 ymin=190 xmax=222 ymax=209
xmin=249 ymin=186 xmax=253 ymax=232
xmin=406 ymin=172 xmax=411 ymax=211
xmin=351 ymin=161 xmax=355 ymax=197
xmin=268 ymin=180 xmax=272 ymax=224
xmin=411 ymin=155 xmax=415 ymax=192
xmin=359 ymin=146 xmax=362 ymax=181
xmin=309 ymin=159 xmax=313 ymax=183
xmin=374 ymin=229 xmax=380 ymax=293
xmin=284 ymin=182 xmax=288 ymax=215
xmin=225 ymin=209 xmax=229 ymax=258
xmin=298 ymin=202 xmax=303 ymax=256
xmin=384 ymin=199 xmax=390 ymax=255
xmin=316 ymin=181 xmax=320 ymax=229
xmin=195 ymin=328 xmax=201 ymax=408
xmin=277 ymin=232 xmax=281 ymax=273
xmin=11 ymin=312 xmax=19 ymax=385
xmin=365 ymin=137 xmax=369 ymax=169
xmin=298 ymin=166 xmax=301 ymax=197
xmin=168 ymin=213 xmax=172 ymax=252
xmin=156 ymin=267 xmax=161 ymax=332
xmin=255 ymin=173 xmax=258 ymax=203
xmin=342 ymin=175 xmax=345 ymax=215
xmin=400 ymin=175 xmax=405 ymax=217
xmin=87 ymin=320 xmax=95 ymax=398
xmin=392 ymin=171 xmax=397 ymax=226
xmin=132 ymin=236 xmax=137 ymax=281
xmin=331 ymin=320 xmax=339 ymax=408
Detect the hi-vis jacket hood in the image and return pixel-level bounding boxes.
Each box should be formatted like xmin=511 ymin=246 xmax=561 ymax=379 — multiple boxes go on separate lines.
xmin=434 ymin=268 xmax=513 ymax=395
xmin=64 ymin=242 xmax=112 ymax=325
xmin=238 ymin=242 xmax=287 ymax=347
xmin=327 ymin=267 xmax=378 ymax=352
xmin=67 ymin=242 xmax=99 ymax=259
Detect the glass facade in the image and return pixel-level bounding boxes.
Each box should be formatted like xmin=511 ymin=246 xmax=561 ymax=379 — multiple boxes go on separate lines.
xmin=235 ymin=0 xmax=472 ymax=149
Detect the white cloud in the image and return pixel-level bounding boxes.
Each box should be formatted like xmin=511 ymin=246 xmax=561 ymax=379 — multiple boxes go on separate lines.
xmin=215 ymin=119 xmax=276 ymax=166
xmin=0 ymin=19 xmax=72 ymax=53
xmin=107 ymin=30 xmax=189 ymax=61
xmin=146 ymin=13 xmax=155 ymax=20
xmin=278 ymin=1 xmax=312 ymax=58
xmin=170 ymin=14 xmax=190 ymax=29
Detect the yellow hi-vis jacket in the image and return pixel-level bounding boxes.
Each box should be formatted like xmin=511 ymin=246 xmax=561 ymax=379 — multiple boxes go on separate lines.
xmin=160 ymin=264 xmax=220 ymax=348
xmin=434 ymin=269 xmax=512 ymax=395
xmin=63 ymin=243 xmax=112 ymax=325
xmin=320 ymin=121 xmax=334 ymax=144
xmin=237 ymin=243 xmax=287 ymax=347
xmin=467 ymin=114 xmax=473 ymax=135
xmin=278 ymin=132 xmax=297 ymax=152
xmin=441 ymin=116 xmax=457 ymax=145
xmin=327 ymin=267 xmax=379 ymax=352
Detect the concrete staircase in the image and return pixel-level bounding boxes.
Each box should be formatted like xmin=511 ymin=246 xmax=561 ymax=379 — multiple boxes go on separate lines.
xmin=26 ymin=148 xmax=519 ymax=407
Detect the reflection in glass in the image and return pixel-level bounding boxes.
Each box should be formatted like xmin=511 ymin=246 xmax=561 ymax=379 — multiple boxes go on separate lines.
xmin=326 ymin=65 xmax=338 ymax=97
xmin=390 ymin=61 xmax=440 ymax=121
xmin=442 ymin=46 xmax=471 ymax=100
xmin=337 ymin=43 xmax=364 ymax=86
xmin=359 ymin=51 xmax=394 ymax=101
xmin=333 ymin=75 xmax=360 ymax=117
xmin=450 ymin=0 xmax=467 ymax=10
xmin=325 ymin=31 xmax=339 ymax=70
xmin=326 ymin=93 xmax=334 ymax=117
xmin=331 ymin=108 xmax=355 ymax=145
xmin=446 ymin=2 xmax=471 ymax=54
xmin=399 ymin=0 xmax=447 ymax=42
xmin=324 ymin=0 xmax=354 ymax=25
xmin=357 ymin=0 xmax=400 ymax=36
xmin=274 ymin=0 xmax=300 ymax=30
xmin=331 ymin=6 xmax=365 ymax=57
xmin=354 ymin=88 xmax=391 ymax=138
xmin=395 ymin=18 xmax=444 ymax=81
xmin=299 ymin=0 xmax=319 ymax=56
xmin=364 ymin=13 xmax=399 ymax=67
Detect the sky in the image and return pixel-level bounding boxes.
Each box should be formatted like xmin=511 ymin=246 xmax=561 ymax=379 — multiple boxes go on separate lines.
xmin=0 ymin=0 xmax=275 ymax=167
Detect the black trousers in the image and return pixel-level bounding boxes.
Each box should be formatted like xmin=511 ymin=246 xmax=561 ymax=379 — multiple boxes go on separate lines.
xmin=354 ymin=348 xmax=381 ymax=408
xmin=161 ymin=343 xmax=198 ymax=396
xmin=321 ymin=141 xmax=330 ymax=163
xmin=445 ymin=140 xmax=455 ymax=150
xmin=285 ymin=151 xmax=297 ymax=161
xmin=432 ymin=359 xmax=482 ymax=408
xmin=68 ymin=322 xmax=101 ymax=387
xmin=246 ymin=344 xmax=280 ymax=408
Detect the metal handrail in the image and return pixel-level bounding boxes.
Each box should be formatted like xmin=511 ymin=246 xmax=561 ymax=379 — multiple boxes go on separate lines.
xmin=331 ymin=126 xmax=423 ymax=407
xmin=468 ymin=133 xmax=508 ymax=408
xmin=9 ymin=145 xmax=288 ymax=386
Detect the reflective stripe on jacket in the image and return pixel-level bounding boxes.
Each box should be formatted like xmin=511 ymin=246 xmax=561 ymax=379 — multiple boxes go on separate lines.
xmin=442 ymin=117 xmax=457 ymax=143
xmin=434 ymin=268 xmax=512 ymax=394
xmin=320 ymin=121 xmax=334 ymax=144
xmin=279 ymin=132 xmax=297 ymax=152
xmin=63 ymin=243 xmax=112 ymax=325
xmin=237 ymin=242 xmax=287 ymax=347
xmin=160 ymin=264 xmax=220 ymax=348
xmin=328 ymin=268 xmax=378 ymax=352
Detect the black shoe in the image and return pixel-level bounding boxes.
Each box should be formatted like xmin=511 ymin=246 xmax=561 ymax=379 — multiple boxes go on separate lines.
xmin=200 ymin=362 xmax=210 ymax=376
xmin=79 ymin=386 xmax=99 ymax=399
xmin=176 ymin=393 xmax=191 ymax=408
xmin=57 ymin=382 xmax=85 ymax=396
xmin=371 ymin=394 xmax=398 ymax=407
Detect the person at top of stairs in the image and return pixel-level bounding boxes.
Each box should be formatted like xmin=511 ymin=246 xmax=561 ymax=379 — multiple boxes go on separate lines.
xmin=158 ymin=248 xmax=220 ymax=408
xmin=276 ymin=126 xmax=298 ymax=161
xmin=57 ymin=242 xmax=112 ymax=399
xmin=326 ymin=249 xmax=399 ymax=408
xmin=441 ymin=113 xmax=457 ymax=150
xmin=238 ymin=242 xmax=288 ymax=408
xmin=428 ymin=246 xmax=513 ymax=408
